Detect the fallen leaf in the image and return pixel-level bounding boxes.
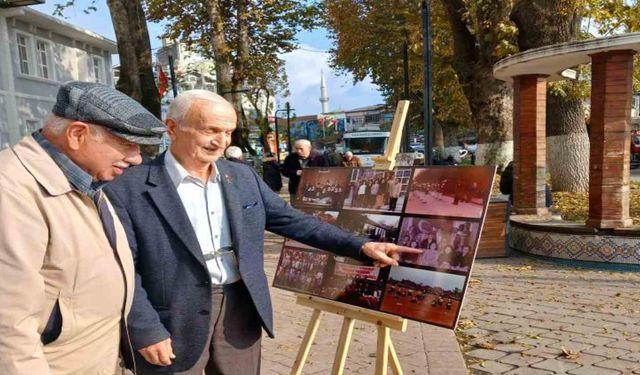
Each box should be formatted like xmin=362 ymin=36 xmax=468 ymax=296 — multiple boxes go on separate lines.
xmin=477 ymin=341 xmax=496 ymax=349
xmin=560 ymin=346 xmax=580 ymax=361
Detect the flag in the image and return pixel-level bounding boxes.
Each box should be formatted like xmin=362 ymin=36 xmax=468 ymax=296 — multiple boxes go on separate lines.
xmin=157 ymin=65 xmax=168 ymax=98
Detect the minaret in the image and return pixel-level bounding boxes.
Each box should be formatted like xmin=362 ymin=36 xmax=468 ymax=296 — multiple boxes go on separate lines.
xmin=319 ymin=70 xmax=329 ymax=114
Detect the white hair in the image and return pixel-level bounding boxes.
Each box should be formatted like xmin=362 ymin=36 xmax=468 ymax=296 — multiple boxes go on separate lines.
xmin=224 ymin=146 xmax=243 ymax=160
xmin=44 ymin=113 xmax=104 ymax=141
xmin=345 ymin=151 xmax=353 ymax=157
xmin=294 ymin=139 xmax=311 ymax=148
xmin=166 ymin=90 xmax=234 ymax=128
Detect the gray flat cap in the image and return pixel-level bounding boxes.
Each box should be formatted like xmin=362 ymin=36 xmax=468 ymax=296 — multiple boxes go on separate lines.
xmin=52 ymin=81 xmax=165 ymax=145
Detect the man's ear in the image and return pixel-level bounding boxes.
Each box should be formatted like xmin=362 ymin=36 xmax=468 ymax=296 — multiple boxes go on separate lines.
xmin=165 ymin=119 xmax=178 ymax=140
xmin=65 ymin=121 xmax=91 ymax=150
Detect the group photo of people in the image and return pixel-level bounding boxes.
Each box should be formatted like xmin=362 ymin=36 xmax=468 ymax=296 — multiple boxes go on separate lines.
xmin=273 ymin=247 xmax=331 ymax=295
xmin=342 ymin=168 xmax=411 ymax=212
xmin=405 ymin=166 xmax=495 ymax=219
xmin=335 ymin=211 xmax=401 ymax=243
xmin=380 ymin=267 xmax=466 ymax=328
xmin=295 ymin=168 xmax=351 ymax=209
xmin=397 ymin=217 xmax=479 ymax=272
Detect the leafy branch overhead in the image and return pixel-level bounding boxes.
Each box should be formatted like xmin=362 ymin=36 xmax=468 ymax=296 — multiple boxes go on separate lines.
xmin=145 ymin=0 xmax=322 ymax=137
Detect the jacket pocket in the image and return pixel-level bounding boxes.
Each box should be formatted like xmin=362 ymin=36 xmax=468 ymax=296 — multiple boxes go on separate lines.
xmin=41 ymin=299 xmax=62 ymax=345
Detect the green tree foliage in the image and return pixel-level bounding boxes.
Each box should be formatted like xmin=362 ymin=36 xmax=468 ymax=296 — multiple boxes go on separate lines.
xmin=145 ymin=0 xmax=320 ymax=149
xmin=324 ymin=0 xmax=472 ymax=141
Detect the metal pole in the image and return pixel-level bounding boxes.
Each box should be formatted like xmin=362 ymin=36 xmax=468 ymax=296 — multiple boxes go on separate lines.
xmin=422 ymin=0 xmax=433 ymax=166
xmin=273 ymin=112 xmax=280 ymax=163
xmin=168 ymin=55 xmax=179 ymax=98
xmin=286 ymin=102 xmax=292 ymax=153
xmin=402 ymin=39 xmax=410 ymax=153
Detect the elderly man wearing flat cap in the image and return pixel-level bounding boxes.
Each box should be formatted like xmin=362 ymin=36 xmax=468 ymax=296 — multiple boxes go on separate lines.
xmin=0 ymin=81 xmax=165 ymax=374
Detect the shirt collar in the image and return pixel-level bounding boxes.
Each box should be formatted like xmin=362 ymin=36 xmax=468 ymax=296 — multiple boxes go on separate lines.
xmin=164 ymin=148 xmax=220 ymax=188
xmin=32 ymin=131 xmax=104 ymax=197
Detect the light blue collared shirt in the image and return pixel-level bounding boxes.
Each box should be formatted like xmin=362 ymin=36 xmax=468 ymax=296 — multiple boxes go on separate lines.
xmin=164 ymin=150 xmax=240 ymax=285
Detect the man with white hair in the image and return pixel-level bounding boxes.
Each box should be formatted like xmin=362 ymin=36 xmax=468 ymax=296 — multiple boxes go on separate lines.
xmin=281 ymin=138 xmax=327 ymax=200
xmin=224 ymin=145 xmax=244 ymax=163
xmin=0 ymin=81 xmax=165 ymax=374
xmin=104 ymin=90 xmax=421 ymax=375
xmin=341 ymin=151 xmax=362 ymax=167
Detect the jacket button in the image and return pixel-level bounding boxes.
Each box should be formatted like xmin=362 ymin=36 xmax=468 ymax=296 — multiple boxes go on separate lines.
xmin=197 ymin=280 xmax=211 ymax=287
xmin=198 ymin=310 xmax=210 ymax=315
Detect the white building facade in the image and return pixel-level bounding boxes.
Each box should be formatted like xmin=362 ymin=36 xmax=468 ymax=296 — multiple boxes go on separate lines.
xmin=0 ymin=7 xmax=116 ymax=148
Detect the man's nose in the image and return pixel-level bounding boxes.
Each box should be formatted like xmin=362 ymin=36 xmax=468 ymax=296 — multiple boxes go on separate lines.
xmin=126 ymin=145 xmax=143 ymax=166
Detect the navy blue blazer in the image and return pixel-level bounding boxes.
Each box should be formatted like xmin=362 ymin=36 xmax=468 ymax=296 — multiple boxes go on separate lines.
xmin=104 ymin=153 xmax=367 ymax=372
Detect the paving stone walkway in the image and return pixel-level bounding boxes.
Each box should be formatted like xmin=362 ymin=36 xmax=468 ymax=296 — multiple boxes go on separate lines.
xmin=261 ymin=231 xmax=468 ymax=375
xmin=458 ymin=256 xmax=640 ymax=374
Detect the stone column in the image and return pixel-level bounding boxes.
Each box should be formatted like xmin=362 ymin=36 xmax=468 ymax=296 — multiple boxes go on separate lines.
xmin=587 ymin=50 xmax=635 ymax=229
xmin=512 ymin=74 xmax=548 ymax=215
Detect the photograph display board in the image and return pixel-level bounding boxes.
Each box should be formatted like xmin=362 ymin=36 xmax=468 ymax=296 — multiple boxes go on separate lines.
xmin=273 ymin=166 xmax=496 ymax=329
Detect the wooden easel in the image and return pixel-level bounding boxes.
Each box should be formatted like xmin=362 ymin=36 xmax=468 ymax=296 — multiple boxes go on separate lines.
xmin=291 ymin=295 xmax=407 ymax=375
xmin=290 ymin=100 xmax=411 ymax=375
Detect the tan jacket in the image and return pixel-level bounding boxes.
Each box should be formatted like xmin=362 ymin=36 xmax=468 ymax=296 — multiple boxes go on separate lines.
xmin=0 ymin=136 xmax=135 ymax=375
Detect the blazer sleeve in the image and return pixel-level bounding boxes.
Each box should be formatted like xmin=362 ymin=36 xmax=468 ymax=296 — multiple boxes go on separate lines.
xmin=249 ymin=169 xmax=368 ymax=260
xmin=106 ymin=188 xmax=171 ymax=350
xmin=0 ymin=187 xmax=51 ymax=375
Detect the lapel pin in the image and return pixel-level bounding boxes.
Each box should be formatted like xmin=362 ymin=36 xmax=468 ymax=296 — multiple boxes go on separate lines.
xmin=224 ymin=174 xmax=233 ymax=184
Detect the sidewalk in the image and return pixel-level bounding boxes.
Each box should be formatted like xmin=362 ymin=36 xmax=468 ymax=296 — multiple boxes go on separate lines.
xmin=261 ymin=231 xmax=468 ymax=375
xmin=458 ymin=256 xmax=640 ymax=374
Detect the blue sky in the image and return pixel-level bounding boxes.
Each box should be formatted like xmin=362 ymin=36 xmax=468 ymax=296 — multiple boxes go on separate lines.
xmin=30 ymin=2 xmax=383 ymax=116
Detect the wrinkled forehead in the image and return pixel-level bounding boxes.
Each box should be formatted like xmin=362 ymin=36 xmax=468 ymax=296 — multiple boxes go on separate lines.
xmin=189 ymin=98 xmax=237 ymax=127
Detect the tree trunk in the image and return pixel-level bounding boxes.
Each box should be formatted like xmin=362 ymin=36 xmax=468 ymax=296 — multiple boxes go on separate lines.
xmin=106 ymin=0 xmax=160 ymax=118
xmin=207 ymin=0 xmax=234 ymax=98
xmin=468 ymin=68 xmax=514 ymax=166
xmin=511 ymin=0 xmax=589 ymax=192
xmin=440 ymin=0 xmax=513 ymax=167
xmin=546 ymin=94 xmax=590 ymax=191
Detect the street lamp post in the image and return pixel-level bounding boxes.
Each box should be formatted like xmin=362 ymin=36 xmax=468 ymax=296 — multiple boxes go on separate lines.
xmin=422 ymin=0 xmax=433 ymax=166
xmin=274 ymin=102 xmax=294 ymax=156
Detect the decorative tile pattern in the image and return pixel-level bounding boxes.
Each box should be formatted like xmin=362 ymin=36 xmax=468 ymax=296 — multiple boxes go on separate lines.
xmin=509 ymin=224 xmax=640 ymax=265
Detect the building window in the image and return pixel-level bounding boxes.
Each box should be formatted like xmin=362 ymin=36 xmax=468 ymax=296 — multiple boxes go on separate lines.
xmin=36 ymin=40 xmax=51 ymax=79
xmin=92 ymin=56 xmax=105 ymax=83
xmin=16 ymin=33 xmax=31 ymax=75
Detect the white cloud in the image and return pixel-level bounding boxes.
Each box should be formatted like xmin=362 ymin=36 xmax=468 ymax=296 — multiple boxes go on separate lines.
xmin=279 ymin=45 xmax=383 ymax=115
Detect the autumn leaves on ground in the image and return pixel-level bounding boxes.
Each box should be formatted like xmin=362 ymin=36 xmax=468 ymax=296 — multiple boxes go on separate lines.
xmin=492 ymin=176 xmax=640 ymax=225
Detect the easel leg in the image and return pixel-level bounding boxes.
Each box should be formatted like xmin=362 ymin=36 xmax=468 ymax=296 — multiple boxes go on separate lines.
xmin=331 ymin=317 xmax=356 ymax=375
xmin=388 ymin=337 xmax=403 ymax=375
xmin=291 ymin=309 xmax=323 ymax=375
xmin=375 ymin=326 xmax=390 ymax=375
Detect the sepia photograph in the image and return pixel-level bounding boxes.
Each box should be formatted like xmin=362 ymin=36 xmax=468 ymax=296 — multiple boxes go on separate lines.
xmin=405 ymin=166 xmax=495 ymax=219
xmin=294 ymin=168 xmax=352 ymax=209
xmin=380 ymin=267 xmax=466 ymax=328
xmin=335 ymin=211 xmax=401 ymax=243
xmin=273 ymin=246 xmax=332 ymax=295
xmin=397 ymin=217 xmax=480 ymax=272
xmin=342 ymin=168 xmax=412 ymax=213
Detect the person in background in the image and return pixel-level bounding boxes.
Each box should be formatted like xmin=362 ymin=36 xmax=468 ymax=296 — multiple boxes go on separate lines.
xmin=341 ymin=151 xmax=362 ymax=167
xmin=281 ymin=139 xmax=327 ymax=200
xmin=261 ymin=132 xmax=283 ymax=193
xmin=224 ymin=145 xmax=244 ymax=163
xmin=326 ymin=146 xmax=342 ymax=166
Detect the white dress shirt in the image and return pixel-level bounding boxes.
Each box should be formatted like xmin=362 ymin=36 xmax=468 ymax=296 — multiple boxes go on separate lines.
xmin=164 ymin=150 xmax=241 ymax=284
